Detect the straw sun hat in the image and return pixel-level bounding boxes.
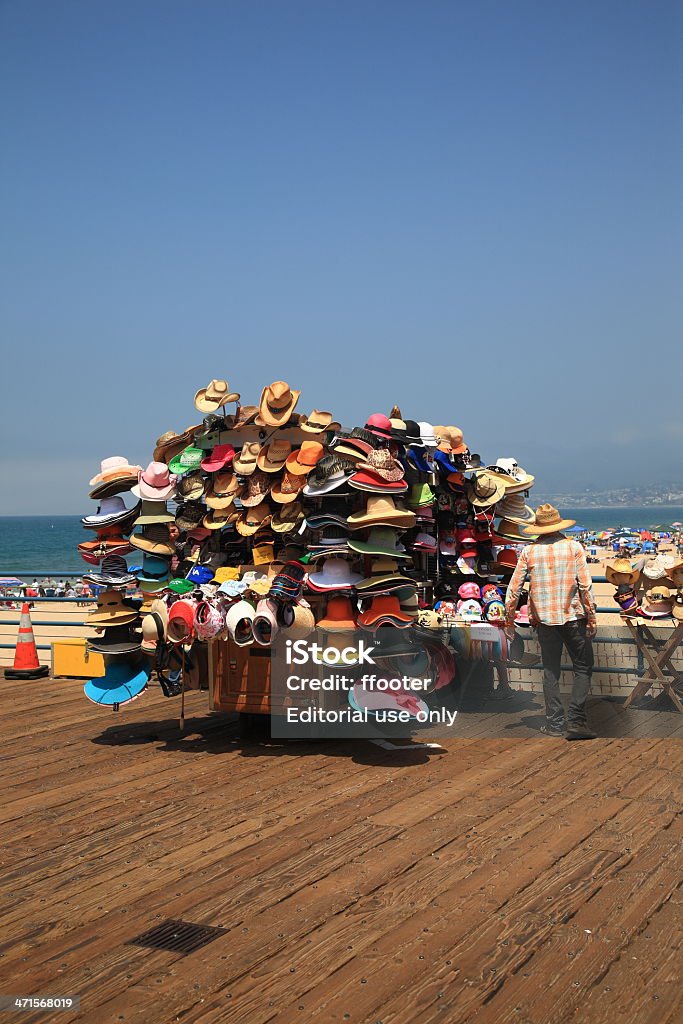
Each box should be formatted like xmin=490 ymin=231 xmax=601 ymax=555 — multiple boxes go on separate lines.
xmin=524 ymin=504 xmax=575 ymax=536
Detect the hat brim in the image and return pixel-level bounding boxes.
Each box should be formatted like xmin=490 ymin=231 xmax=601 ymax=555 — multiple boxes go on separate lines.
xmin=258 ymin=388 xmax=301 ymax=427
xmin=84 ymin=664 xmax=150 ymax=705
xmin=525 ymin=518 xmax=574 ymax=535
xmin=130 ymin=535 xmax=175 ymax=556
xmin=347 ymin=511 xmax=415 ymax=529
xmin=194 ymin=389 xmax=240 ymax=413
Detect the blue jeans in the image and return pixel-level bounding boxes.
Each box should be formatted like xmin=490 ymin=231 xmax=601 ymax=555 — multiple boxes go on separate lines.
xmin=537 ymin=620 xmax=594 ymax=730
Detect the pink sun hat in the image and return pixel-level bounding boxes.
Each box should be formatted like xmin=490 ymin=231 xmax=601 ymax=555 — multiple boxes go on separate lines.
xmin=200 ymin=444 xmax=235 ymax=473
xmin=131 ymin=461 xmax=177 ymax=500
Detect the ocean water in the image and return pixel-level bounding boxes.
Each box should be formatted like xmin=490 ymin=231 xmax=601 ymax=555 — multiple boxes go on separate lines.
xmin=0 ymin=508 xmax=682 ymax=579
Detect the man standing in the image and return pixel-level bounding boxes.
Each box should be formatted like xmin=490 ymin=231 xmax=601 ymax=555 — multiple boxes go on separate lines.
xmin=505 ymin=504 xmax=598 ymax=739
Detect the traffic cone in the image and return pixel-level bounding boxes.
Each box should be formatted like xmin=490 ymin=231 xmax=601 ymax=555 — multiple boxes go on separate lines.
xmin=5 ymin=603 xmax=49 ymax=679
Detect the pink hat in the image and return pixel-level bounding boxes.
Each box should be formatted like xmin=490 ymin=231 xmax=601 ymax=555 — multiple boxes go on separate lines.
xmin=89 ymin=456 xmax=142 ymax=487
xmin=365 ymin=413 xmax=392 ymax=439
xmin=132 ymin=462 xmax=177 ymax=500
xmin=200 ymin=444 xmax=235 ymax=473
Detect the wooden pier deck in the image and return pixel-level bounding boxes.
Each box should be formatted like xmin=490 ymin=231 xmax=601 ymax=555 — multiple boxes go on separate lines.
xmin=0 ymin=674 xmax=681 ymax=1024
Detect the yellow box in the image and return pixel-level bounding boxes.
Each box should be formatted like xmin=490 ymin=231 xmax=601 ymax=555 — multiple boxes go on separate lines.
xmin=51 ymin=639 xmax=105 ymax=678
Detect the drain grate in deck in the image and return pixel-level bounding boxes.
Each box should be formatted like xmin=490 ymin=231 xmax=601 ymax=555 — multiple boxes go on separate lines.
xmin=127 ymin=919 xmax=227 ymax=955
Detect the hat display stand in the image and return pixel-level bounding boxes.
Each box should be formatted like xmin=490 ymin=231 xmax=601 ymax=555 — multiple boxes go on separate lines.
xmin=78 ymin=384 xmax=547 ymax=722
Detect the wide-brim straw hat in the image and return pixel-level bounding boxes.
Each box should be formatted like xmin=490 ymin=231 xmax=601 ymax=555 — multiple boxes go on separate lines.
xmin=257 ymin=440 xmax=292 ymax=473
xmin=523 ymin=505 xmax=574 ymax=535
xmin=87 ymin=589 xmax=140 ymax=626
xmin=605 ymin=559 xmax=640 ymax=586
xmin=299 ymin=410 xmax=340 ymax=434
xmin=258 ymin=380 xmax=301 ymax=427
xmin=194 ymin=379 xmax=240 ymax=413
xmin=347 ymin=496 xmax=416 ymax=531
xmin=89 ymin=456 xmax=143 ymax=488
xmin=494 ymin=493 xmax=536 ymax=524
xmin=465 ymin=471 xmax=507 ymax=507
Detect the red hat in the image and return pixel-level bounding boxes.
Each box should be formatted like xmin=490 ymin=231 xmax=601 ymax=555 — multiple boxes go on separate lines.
xmin=365 ymin=413 xmax=392 ymax=440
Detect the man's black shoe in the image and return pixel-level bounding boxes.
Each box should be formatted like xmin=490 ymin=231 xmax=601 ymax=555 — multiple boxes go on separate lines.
xmin=565 ymin=726 xmax=598 ymax=740
xmin=540 ymin=724 xmax=565 ymax=737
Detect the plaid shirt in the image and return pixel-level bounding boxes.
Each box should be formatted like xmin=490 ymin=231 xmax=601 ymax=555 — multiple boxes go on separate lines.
xmin=504 ymin=535 xmax=596 ymax=627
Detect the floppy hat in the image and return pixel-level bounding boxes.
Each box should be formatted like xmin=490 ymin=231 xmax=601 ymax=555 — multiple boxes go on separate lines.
xmin=200 ymin=443 xmax=235 ymax=473
xmin=84 ymin=661 xmax=150 ymax=707
xmin=235 ymin=504 xmax=272 ymax=536
xmin=232 ymin=404 xmax=260 ymax=430
xmin=358 ymin=595 xmax=413 ymax=629
xmin=259 ymin=380 xmax=301 ymax=427
xmin=130 ymin=523 xmax=175 ymax=556
xmin=87 ymin=589 xmax=139 ymax=626
xmin=605 ymin=559 xmax=640 ymax=586
xmin=81 ymin=496 xmax=140 ymax=531
xmin=525 ymin=505 xmax=575 ymax=535
xmin=642 ymin=554 xmax=675 ymax=581
xmin=194 ymin=379 xmax=240 ymax=413
xmin=364 ymin=413 xmax=393 ymax=440
xmin=465 ymin=471 xmax=507 ymax=507
xmin=257 ymin=440 xmax=292 ymax=473
xmin=82 ymin=554 xmax=138 ymax=588
xmin=225 ymin=599 xmax=256 ymax=645
xmin=134 ymin=500 xmax=175 ymax=525
xmin=494 ymin=492 xmax=536 ymax=524
xmin=167 ymin=446 xmax=204 ymax=476
xmin=303 ymin=455 xmax=355 ymax=496
xmin=175 ymin=472 xmax=206 ymax=502
xmin=640 ymin=586 xmax=673 ymax=618
xmin=300 ymin=410 xmax=339 ymax=434
xmin=233 ymin=442 xmax=261 ymax=476
xmin=272 ymin=502 xmax=305 ymax=533
xmin=87 ymin=624 xmax=142 ymax=656
xmin=349 ymin=469 xmax=408 ymax=493
xmin=271 ymin=469 xmax=307 ymax=504
xmin=240 ymin=470 xmax=272 ymax=507
xmin=355 ymin=558 xmax=416 ymax=593
xmin=205 ymin=472 xmax=242 ymax=509
xmin=348 ymin=526 xmax=410 ymax=559
xmin=286 ymin=441 xmax=325 ymax=475
xmin=347 ymin=496 xmax=416 ymax=530
xmin=316 ymin=595 xmax=358 ymax=631
xmin=89 ymin=456 xmax=142 ymax=488
xmin=307 ymin=558 xmax=363 ymax=591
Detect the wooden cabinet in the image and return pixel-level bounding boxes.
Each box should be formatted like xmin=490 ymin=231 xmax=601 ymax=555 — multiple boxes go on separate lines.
xmin=209 ymin=638 xmax=271 ymax=714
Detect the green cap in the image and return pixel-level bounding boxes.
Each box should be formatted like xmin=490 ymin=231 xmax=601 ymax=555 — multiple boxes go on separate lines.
xmin=168 ymin=445 xmax=204 ymax=475
xmin=406 ymin=483 xmax=436 ymax=508
xmin=168 ymin=578 xmax=194 ymax=595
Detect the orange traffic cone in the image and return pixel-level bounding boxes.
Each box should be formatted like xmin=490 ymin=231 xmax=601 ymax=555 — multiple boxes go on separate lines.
xmin=5 ymin=603 xmax=49 ymax=679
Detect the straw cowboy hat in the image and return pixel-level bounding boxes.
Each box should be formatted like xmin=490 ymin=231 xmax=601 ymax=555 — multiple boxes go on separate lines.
xmin=300 ymin=410 xmax=340 ymax=434
xmin=258 ymin=380 xmax=301 ymax=427
xmin=524 ymin=504 xmax=575 ymax=535
xmin=153 ymin=425 xmax=202 ymax=464
xmin=464 ymin=471 xmax=507 ymax=508
xmin=194 ymin=379 xmax=240 ymax=413
xmin=605 ymin=558 xmax=641 ymax=586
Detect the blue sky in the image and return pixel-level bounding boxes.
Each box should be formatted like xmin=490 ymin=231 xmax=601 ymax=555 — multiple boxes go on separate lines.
xmin=1 ymin=0 xmax=681 ymax=513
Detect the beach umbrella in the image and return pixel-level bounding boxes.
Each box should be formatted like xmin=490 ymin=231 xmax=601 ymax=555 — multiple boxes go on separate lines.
xmin=672 ymin=521 xmax=681 ymax=528
xmin=640 ymin=531 xmax=653 ymax=540
xmin=566 ymin=525 xmax=586 ymax=534
xmin=0 ymin=577 xmax=25 ymax=587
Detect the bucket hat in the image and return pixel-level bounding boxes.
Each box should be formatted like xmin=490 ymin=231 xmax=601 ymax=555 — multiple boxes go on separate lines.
xmin=233 ymin=441 xmax=261 ymax=476
xmin=465 ymin=471 xmax=507 ymax=507
xmin=134 ymin=500 xmax=175 ymax=525
xmin=89 ymin=456 xmax=142 ymax=488
xmin=87 ymin=589 xmax=140 ymax=627
xmin=240 ymin=470 xmax=272 ymax=507
xmin=285 ymin=441 xmax=325 ymax=476
xmin=225 ymin=599 xmax=256 ymax=645
xmin=307 ymin=558 xmax=363 ymax=592
xmin=200 ymin=443 xmax=235 ymax=473
xmin=348 ymin=526 xmax=410 ymax=559
xmin=258 ymin=381 xmax=301 ymax=427
xmin=194 ymin=379 xmax=240 ymax=413
xmin=130 ymin=462 xmax=177 ymax=501
xmin=235 ymin=504 xmax=272 ymax=536
xmin=300 ymin=410 xmax=339 ymax=434
xmin=271 ymin=469 xmax=307 ymax=504
xmin=347 ymin=496 xmax=416 ymax=530
xmin=316 ymin=595 xmax=358 ymax=631
xmin=205 ymin=472 xmax=242 ymax=509
xmin=257 ymin=440 xmax=292 ymax=473
xmin=167 ymin=446 xmax=204 ymax=477
xmin=130 ymin=523 xmax=175 ymax=556
xmin=84 ymin=661 xmax=150 ymax=707
xmin=605 ymin=559 xmax=640 ymax=586
xmin=524 ymin=505 xmax=575 ymax=535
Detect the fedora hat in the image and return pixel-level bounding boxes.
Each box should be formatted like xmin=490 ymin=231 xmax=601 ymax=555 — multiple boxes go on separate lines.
xmin=523 ymin=505 xmax=574 ymax=536
xmin=257 ymin=440 xmax=292 ymax=473
xmin=205 ymin=472 xmax=242 ymax=509
xmin=300 ymin=410 xmax=339 ymax=434
xmin=465 ymin=471 xmax=507 ymax=508
xmin=87 ymin=589 xmax=140 ymax=627
xmin=194 ymin=379 xmax=240 ymax=413
xmin=347 ymin=495 xmax=416 ymax=531
xmin=271 ymin=502 xmax=305 ymax=533
xmin=285 ymin=441 xmax=325 ymax=476
xmin=259 ymin=380 xmax=301 ymax=427
xmin=605 ymin=559 xmax=640 ymax=586
xmin=167 ymin=446 xmax=204 ymax=477
xmin=233 ymin=441 xmax=261 ymax=476
xmin=89 ymin=456 xmax=142 ymax=488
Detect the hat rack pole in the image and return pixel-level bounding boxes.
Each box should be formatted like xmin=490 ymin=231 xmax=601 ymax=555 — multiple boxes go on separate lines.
xmin=179 ymin=647 xmax=186 ymax=733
